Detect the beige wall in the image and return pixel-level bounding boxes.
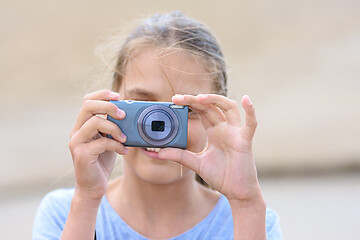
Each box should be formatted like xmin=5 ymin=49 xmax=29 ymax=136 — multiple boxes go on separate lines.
xmin=1 ymin=0 xmax=359 ymax=191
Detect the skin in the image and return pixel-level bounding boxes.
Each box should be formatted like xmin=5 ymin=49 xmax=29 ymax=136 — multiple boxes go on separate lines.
xmin=63 ymin=48 xmax=266 ymax=240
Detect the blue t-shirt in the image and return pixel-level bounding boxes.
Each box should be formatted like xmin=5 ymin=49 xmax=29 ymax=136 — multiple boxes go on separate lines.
xmin=33 ymin=188 xmax=283 ymax=240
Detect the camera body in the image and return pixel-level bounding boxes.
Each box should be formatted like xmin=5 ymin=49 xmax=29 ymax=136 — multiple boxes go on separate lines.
xmin=107 ymin=100 xmax=188 ymax=149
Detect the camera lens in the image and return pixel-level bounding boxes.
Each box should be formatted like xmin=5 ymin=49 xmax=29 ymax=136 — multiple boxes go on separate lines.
xmin=151 ymin=121 xmax=165 ymax=132
xmin=137 ymin=105 xmax=179 ymax=146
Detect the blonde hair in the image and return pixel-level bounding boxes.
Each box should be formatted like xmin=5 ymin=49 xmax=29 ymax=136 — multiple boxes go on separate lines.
xmin=111 ymin=10 xmax=227 ymax=96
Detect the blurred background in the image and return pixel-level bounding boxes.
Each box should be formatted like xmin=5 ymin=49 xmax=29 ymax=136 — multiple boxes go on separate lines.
xmin=1 ymin=0 xmax=359 ymax=239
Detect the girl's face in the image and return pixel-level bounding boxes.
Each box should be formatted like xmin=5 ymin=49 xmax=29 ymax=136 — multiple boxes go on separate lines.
xmin=119 ymin=48 xmax=213 ymax=184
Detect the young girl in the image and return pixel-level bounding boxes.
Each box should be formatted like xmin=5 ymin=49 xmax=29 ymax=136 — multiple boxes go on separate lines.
xmin=33 ymin=11 xmax=282 ymax=240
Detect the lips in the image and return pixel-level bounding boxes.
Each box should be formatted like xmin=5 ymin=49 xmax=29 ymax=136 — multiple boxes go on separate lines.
xmin=145 ymin=148 xmax=161 ymax=152
xmin=141 ymin=147 xmax=162 ymax=160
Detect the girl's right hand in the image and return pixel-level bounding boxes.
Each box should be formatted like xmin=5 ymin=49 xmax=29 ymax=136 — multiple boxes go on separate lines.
xmin=68 ymin=90 xmax=128 ymax=202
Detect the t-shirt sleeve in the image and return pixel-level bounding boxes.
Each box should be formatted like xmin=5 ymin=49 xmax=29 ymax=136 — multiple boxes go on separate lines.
xmin=198 ymin=195 xmax=284 ymax=240
xmin=32 ymin=188 xmax=74 ymax=240
xmin=265 ymin=208 xmax=283 ymax=240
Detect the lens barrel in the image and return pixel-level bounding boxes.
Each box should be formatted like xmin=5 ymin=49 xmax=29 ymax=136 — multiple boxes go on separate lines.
xmin=137 ymin=105 xmax=179 ymax=146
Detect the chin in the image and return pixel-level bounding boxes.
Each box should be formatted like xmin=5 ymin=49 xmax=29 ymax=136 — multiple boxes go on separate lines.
xmin=123 ymin=147 xmax=189 ymax=185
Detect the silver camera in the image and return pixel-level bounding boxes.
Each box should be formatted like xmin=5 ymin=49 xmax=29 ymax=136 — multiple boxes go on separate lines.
xmin=107 ymin=100 xmax=188 ymax=149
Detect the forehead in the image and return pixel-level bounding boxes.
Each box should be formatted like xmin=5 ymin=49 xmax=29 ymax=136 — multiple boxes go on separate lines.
xmin=121 ymin=48 xmax=213 ymax=100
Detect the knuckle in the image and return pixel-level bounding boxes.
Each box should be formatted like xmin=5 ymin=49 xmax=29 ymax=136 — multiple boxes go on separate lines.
xmin=229 ymin=99 xmax=238 ymax=108
xmin=68 ymin=137 xmax=77 ymax=150
xmin=89 ymin=115 xmax=101 ymax=124
xmin=69 ymin=141 xmax=81 ymax=158
xmin=98 ymin=137 xmax=108 ymax=148
xmin=83 ymin=94 xmax=91 ymax=103
xmin=103 ymin=138 xmax=119 ymax=151
xmin=69 ymin=139 xmax=85 ymax=159
xmin=102 ymin=136 xmax=112 ymax=145
xmin=82 ymin=116 xmax=98 ymax=131
xmin=72 ymin=146 xmax=82 ymax=158
xmin=83 ymin=99 xmax=92 ymax=108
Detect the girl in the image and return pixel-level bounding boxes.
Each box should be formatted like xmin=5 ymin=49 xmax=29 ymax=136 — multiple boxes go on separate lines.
xmin=33 ymin=11 xmax=282 ymax=240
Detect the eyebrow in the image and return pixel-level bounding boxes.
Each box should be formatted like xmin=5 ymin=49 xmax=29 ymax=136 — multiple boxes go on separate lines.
xmin=125 ymin=88 xmax=158 ymax=99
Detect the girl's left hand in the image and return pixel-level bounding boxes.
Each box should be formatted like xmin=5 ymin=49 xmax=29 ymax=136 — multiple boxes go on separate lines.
xmin=158 ymin=94 xmax=262 ymax=203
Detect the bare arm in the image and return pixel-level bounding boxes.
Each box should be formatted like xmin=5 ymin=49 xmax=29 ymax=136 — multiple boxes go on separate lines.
xmin=61 ymin=193 xmax=101 ymax=240
xmin=61 ymin=90 xmax=127 ymax=239
xmin=159 ymin=94 xmax=266 ymax=239
xmin=230 ymin=196 xmax=266 ymax=240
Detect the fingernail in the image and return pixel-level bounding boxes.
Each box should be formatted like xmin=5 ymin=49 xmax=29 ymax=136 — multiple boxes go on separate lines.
xmin=246 ymin=95 xmax=253 ymax=105
xmin=121 ymin=132 xmax=127 ymax=141
xmin=124 ymin=148 xmax=128 ymax=154
xmin=110 ymin=92 xmax=120 ymax=98
xmin=117 ymin=108 xmax=125 ymax=118
xmin=173 ymin=94 xmax=184 ymax=101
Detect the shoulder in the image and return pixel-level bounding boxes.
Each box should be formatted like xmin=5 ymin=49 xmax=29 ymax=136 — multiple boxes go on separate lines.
xmin=207 ymin=196 xmax=283 ymax=240
xmin=32 ymin=188 xmax=75 ymax=240
xmin=41 ymin=187 xmax=75 ymax=203
xmin=265 ymin=208 xmax=283 ymax=239
xmin=38 ymin=188 xmax=75 ymax=215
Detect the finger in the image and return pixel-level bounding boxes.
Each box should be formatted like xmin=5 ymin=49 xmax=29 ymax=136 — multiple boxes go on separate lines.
xmin=71 ymin=90 xmax=121 ymax=137
xmin=196 ymin=94 xmax=241 ymax=126
xmin=173 ymin=95 xmax=226 ymax=126
xmin=82 ymin=90 xmax=120 ymax=103
xmin=241 ymin=95 xmax=257 ymax=140
xmin=158 ymin=148 xmax=201 ymax=174
xmin=173 ymin=94 xmax=204 ymax=110
xmin=86 ymin=137 xmax=128 ymax=156
xmin=72 ymin=100 xmax=125 ymax=135
xmin=74 ymin=116 xmax=126 ymax=144
xmin=193 ymin=104 xmax=226 ymax=127
xmin=197 ymin=111 xmax=213 ymax=129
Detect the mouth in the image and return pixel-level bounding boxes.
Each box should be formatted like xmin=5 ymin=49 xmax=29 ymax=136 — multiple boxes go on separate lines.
xmin=141 ymin=147 xmax=163 ymax=160
xmin=144 ymin=147 xmax=161 ymax=153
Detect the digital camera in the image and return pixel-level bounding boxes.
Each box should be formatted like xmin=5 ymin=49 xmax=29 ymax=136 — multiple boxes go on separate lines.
xmin=107 ymin=100 xmax=188 ymax=149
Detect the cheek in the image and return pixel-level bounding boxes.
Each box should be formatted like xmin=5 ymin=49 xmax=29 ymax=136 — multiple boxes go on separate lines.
xmin=187 ymin=119 xmax=207 ymax=153
xmin=122 ymin=147 xmax=143 ymax=170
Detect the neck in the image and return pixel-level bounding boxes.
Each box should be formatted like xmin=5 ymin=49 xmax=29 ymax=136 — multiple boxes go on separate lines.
xmin=111 ymin=163 xmax=202 ymax=223
xmin=106 ymin=162 xmax=220 ymax=239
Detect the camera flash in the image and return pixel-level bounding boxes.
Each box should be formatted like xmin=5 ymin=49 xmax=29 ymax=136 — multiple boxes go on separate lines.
xmin=170 ymin=104 xmax=185 ymax=109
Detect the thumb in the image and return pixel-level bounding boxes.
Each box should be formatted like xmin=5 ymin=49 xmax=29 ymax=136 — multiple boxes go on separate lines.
xmin=158 ymin=148 xmax=201 ymax=174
